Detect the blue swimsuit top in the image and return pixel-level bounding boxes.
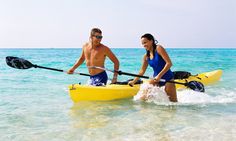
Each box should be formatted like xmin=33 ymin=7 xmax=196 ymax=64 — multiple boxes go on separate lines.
xmin=147 ymin=50 xmax=174 ymax=80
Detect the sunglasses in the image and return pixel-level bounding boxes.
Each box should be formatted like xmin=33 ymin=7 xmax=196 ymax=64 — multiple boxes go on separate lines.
xmin=93 ymin=35 xmax=103 ymax=39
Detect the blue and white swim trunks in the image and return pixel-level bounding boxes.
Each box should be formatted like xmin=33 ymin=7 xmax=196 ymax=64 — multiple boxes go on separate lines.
xmin=89 ymin=71 xmax=108 ymax=86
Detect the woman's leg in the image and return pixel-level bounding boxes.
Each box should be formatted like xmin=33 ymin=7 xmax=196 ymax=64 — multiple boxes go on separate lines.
xmin=140 ymin=89 xmax=148 ymax=100
xmin=165 ymin=80 xmax=178 ymax=102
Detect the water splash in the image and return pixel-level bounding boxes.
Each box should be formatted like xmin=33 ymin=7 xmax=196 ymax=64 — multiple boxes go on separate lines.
xmin=133 ymin=83 xmax=170 ymax=103
xmin=133 ymin=83 xmax=236 ymax=105
xmin=178 ymin=87 xmax=236 ymax=104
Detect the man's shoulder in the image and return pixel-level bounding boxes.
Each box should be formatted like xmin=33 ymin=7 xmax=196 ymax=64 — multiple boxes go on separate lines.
xmin=100 ymin=44 xmax=110 ymax=51
xmin=82 ymin=43 xmax=90 ymax=50
xmin=83 ymin=42 xmax=89 ymax=47
xmin=100 ymin=44 xmax=108 ymax=48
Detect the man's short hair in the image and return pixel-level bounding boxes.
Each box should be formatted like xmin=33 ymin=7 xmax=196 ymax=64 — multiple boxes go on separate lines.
xmin=90 ymin=28 xmax=102 ymax=36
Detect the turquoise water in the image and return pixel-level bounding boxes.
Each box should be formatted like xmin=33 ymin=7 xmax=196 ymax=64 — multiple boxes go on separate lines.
xmin=0 ymin=48 xmax=236 ymax=140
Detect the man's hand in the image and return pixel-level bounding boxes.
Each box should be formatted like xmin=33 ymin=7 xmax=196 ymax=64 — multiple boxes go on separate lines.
xmin=67 ymin=68 xmax=75 ymax=74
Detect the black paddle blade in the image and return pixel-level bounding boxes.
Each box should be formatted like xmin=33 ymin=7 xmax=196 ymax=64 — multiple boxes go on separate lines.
xmin=6 ymin=56 xmax=34 ymax=69
xmin=187 ymin=81 xmax=205 ymax=92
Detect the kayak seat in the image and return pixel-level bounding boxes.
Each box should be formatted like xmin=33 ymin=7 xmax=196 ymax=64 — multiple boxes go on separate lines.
xmin=173 ymin=71 xmax=192 ymax=79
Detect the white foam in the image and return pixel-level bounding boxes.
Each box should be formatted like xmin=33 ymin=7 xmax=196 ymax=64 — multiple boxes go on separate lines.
xmin=133 ymin=83 xmax=170 ymax=103
xmin=133 ymin=83 xmax=236 ymax=105
xmin=177 ymin=89 xmax=212 ymax=104
xmin=178 ymin=87 xmax=236 ymax=104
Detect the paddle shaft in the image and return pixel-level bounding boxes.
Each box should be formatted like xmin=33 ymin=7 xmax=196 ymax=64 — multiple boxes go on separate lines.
xmin=90 ymin=66 xmax=188 ymax=86
xmin=34 ymin=65 xmax=90 ymax=76
xmin=114 ymin=70 xmax=187 ymax=86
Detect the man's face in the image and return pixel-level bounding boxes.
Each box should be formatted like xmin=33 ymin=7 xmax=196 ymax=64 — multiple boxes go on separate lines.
xmin=91 ymin=32 xmax=103 ymax=45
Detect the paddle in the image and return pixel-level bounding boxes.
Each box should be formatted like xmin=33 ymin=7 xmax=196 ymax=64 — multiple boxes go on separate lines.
xmin=89 ymin=66 xmax=205 ymax=92
xmin=5 ymin=56 xmax=90 ymax=76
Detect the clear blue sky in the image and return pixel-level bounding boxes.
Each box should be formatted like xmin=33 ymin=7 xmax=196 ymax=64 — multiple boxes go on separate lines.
xmin=0 ymin=0 xmax=235 ymax=48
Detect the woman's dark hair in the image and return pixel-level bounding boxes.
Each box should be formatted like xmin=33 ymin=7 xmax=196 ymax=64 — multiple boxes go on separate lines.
xmin=141 ymin=33 xmax=158 ymax=58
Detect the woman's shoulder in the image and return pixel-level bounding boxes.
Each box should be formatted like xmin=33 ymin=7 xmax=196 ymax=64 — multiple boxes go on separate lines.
xmin=156 ymin=44 xmax=165 ymax=53
xmin=143 ymin=54 xmax=148 ymax=61
xmin=156 ymin=44 xmax=164 ymax=49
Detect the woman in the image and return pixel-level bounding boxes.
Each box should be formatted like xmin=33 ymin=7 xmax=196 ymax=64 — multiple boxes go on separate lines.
xmin=128 ymin=33 xmax=177 ymax=102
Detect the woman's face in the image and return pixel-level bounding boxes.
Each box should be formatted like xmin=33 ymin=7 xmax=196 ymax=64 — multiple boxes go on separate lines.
xmin=141 ymin=37 xmax=153 ymax=51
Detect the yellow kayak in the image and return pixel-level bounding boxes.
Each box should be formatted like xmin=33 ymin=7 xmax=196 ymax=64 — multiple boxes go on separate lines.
xmin=68 ymin=70 xmax=222 ymax=102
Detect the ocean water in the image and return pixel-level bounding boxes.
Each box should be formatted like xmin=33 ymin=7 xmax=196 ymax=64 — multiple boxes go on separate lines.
xmin=0 ymin=48 xmax=236 ymax=141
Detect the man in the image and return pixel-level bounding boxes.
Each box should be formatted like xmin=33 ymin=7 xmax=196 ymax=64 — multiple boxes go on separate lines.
xmin=67 ymin=28 xmax=119 ymax=86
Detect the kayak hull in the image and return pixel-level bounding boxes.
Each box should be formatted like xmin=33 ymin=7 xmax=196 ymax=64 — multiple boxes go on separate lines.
xmin=68 ymin=70 xmax=222 ymax=102
xmin=69 ymin=84 xmax=140 ymax=103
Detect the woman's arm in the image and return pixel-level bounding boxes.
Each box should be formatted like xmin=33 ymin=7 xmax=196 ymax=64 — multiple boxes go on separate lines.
xmin=129 ymin=54 xmax=148 ymax=85
xmin=154 ymin=45 xmax=172 ymax=81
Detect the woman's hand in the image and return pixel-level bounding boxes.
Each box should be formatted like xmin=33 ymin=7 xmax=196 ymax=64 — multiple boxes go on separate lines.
xmin=149 ymin=79 xmax=156 ymax=85
xmin=111 ymin=77 xmax=117 ymax=84
xmin=149 ymin=75 xmax=161 ymax=85
xmin=128 ymin=80 xmax=135 ymax=87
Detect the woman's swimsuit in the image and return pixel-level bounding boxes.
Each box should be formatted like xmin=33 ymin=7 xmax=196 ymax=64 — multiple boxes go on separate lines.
xmin=147 ymin=51 xmax=174 ymax=86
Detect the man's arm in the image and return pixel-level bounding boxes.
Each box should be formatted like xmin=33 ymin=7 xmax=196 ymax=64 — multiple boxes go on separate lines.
xmin=67 ymin=47 xmax=85 ymax=74
xmin=105 ymin=47 xmax=120 ymax=82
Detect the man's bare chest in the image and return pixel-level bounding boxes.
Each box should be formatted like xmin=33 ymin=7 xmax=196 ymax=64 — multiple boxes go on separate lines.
xmin=85 ymin=49 xmax=105 ymax=60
